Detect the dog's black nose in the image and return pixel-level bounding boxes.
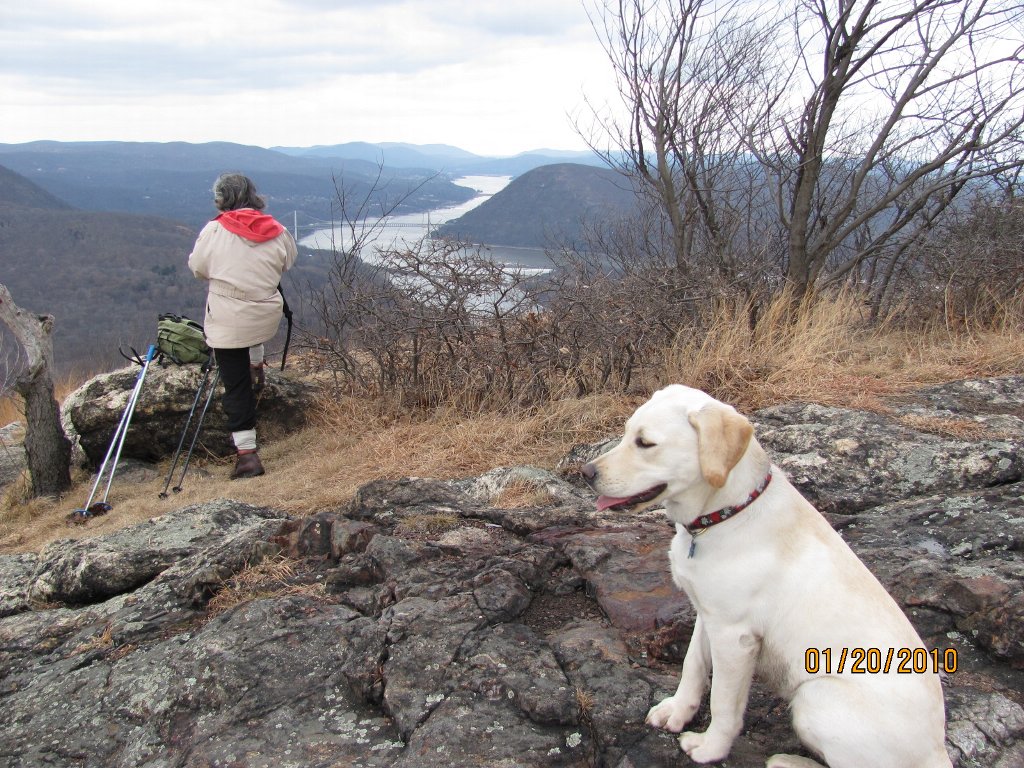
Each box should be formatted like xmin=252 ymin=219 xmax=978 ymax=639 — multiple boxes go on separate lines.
xmin=580 ymin=462 xmax=597 ymax=486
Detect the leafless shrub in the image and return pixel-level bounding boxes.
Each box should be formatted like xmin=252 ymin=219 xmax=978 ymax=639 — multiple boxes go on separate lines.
xmin=917 ymin=194 xmax=1024 ymax=327
xmin=541 ymin=240 xmax=704 ymax=395
xmin=308 ymin=236 xmax=552 ymax=407
xmin=304 ymin=211 xmax=726 ymax=409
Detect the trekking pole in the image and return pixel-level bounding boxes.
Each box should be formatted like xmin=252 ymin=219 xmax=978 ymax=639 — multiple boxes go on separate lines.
xmin=170 ymin=367 xmax=220 ymax=494
xmin=159 ymin=359 xmax=214 ymax=498
xmin=71 ymin=344 xmax=157 ymax=518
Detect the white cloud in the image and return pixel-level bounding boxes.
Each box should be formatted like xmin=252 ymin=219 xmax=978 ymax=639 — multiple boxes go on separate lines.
xmin=0 ymin=0 xmax=618 ymax=155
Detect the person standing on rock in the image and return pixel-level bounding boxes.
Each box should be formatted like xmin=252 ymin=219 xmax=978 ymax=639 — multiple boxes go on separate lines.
xmin=188 ymin=173 xmax=297 ymax=479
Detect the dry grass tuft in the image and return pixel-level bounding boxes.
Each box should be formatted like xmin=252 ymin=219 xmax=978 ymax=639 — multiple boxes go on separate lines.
xmin=70 ymin=622 xmax=115 ymax=656
xmin=492 ymin=480 xmax=561 ymax=509
xmin=575 ymin=687 xmax=596 ymax=717
xmin=394 ymin=512 xmax=461 ymax=538
xmin=663 ymin=290 xmax=1024 ymax=413
xmin=0 ymin=471 xmax=33 ymax=516
xmin=896 ymin=414 xmax=1010 ymax=441
xmin=206 ymin=555 xmax=321 ymax=617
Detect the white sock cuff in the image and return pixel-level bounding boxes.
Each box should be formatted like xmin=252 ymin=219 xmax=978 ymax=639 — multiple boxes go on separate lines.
xmin=232 ymin=429 xmax=258 ymax=452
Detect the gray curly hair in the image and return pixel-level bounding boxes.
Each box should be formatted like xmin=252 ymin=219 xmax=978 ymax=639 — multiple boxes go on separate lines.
xmin=213 ymin=173 xmax=266 ymax=211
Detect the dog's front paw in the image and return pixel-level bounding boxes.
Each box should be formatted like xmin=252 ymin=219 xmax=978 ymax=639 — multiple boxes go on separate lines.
xmin=679 ymin=730 xmax=731 ymax=763
xmin=646 ymin=695 xmax=699 ymax=732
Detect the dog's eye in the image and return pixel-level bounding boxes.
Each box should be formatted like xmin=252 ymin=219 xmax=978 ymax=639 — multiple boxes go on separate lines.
xmin=635 ymin=436 xmax=655 ymax=449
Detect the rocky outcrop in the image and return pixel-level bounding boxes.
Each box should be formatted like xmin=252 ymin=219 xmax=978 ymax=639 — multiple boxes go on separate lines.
xmin=1 ymin=376 xmax=1021 ymax=767
xmin=61 ymin=362 xmax=318 ymax=468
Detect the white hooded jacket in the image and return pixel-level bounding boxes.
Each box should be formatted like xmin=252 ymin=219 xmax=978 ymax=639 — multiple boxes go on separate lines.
xmin=188 ymin=210 xmax=297 ymax=349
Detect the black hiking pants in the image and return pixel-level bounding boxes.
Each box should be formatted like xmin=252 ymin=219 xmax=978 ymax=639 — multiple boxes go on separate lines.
xmin=214 ymin=347 xmax=256 ymax=433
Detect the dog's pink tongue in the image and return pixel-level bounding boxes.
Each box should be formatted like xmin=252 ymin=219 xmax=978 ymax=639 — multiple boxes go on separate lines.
xmin=596 ymin=495 xmax=629 ymax=512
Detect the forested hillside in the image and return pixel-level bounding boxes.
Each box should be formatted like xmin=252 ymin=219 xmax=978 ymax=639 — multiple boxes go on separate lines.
xmin=0 ymin=166 xmax=73 ymax=211
xmin=436 ymin=163 xmax=637 ymax=247
xmin=0 ymin=167 xmax=205 ymax=372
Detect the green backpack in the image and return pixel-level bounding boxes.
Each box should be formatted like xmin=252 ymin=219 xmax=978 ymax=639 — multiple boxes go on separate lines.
xmin=157 ymin=313 xmax=211 ymax=365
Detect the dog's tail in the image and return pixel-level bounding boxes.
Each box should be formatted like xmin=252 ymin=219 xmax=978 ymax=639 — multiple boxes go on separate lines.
xmin=766 ymin=756 xmax=826 ymax=768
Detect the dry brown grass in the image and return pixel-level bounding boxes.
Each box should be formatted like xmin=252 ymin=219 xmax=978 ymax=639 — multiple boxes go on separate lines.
xmin=0 ymin=397 xmax=20 ymax=428
xmin=70 ymin=622 xmax=115 ymax=656
xmin=492 ymin=480 xmax=563 ymax=509
xmin=575 ymin=687 xmax=596 ymax=718
xmin=205 ymin=555 xmax=322 ymax=617
xmin=0 ymin=366 xmax=102 ymax=426
xmin=0 ymin=392 xmax=636 ymax=554
xmin=895 ymin=414 xmax=1014 ymax=441
xmin=1 ymin=291 xmax=1020 ymax=556
xmin=394 ymin=512 xmax=461 ymax=538
xmin=662 ymin=290 xmax=1024 ymax=413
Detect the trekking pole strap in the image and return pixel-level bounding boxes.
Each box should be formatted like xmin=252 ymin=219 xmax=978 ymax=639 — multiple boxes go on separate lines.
xmin=118 ymin=346 xmax=146 ymax=366
xmin=278 ymin=283 xmax=293 ymax=371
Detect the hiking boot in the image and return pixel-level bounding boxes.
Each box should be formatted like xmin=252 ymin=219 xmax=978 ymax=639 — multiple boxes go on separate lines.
xmin=250 ymin=363 xmax=266 ymax=394
xmin=231 ymin=449 xmax=265 ymax=479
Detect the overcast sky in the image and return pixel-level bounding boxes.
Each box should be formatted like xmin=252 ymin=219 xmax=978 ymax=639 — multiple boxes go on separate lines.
xmin=0 ymin=0 xmax=621 ymax=157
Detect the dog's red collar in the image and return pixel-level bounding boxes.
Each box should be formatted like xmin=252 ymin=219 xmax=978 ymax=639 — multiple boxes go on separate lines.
xmin=686 ymin=471 xmax=773 ymax=558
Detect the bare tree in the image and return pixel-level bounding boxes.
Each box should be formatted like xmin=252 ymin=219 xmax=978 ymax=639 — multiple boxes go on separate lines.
xmin=0 ymin=284 xmax=72 ymax=496
xmin=303 ymin=164 xmax=441 ymax=387
xmin=764 ymin=0 xmax=1024 ymax=298
xmin=580 ymin=0 xmax=784 ymax=281
xmin=584 ymin=0 xmax=1024 ymax=301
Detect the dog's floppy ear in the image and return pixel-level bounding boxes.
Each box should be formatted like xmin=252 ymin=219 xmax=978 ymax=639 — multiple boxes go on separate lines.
xmin=687 ymin=404 xmax=754 ymax=488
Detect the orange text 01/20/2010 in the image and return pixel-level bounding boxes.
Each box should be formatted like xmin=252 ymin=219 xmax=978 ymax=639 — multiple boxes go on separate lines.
xmin=804 ymin=647 xmax=958 ymax=675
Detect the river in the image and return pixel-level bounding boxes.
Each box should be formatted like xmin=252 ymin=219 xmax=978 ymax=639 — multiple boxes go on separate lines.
xmin=297 ymin=175 xmax=554 ymax=271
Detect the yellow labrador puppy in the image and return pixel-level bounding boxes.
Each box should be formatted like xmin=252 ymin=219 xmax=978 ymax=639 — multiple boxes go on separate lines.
xmin=581 ymin=385 xmax=952 ymax=768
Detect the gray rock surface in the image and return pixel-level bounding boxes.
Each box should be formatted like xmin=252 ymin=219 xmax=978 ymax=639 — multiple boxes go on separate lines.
xmin=750 ymin=376 xmax=1024 ymax=515
xmin=61 ymin=362 xmax=318 ymax=468
xmin=0 ymin=376 xmax=1021 ymax=767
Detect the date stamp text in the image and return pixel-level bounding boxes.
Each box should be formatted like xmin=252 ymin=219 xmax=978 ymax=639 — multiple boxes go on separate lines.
xmin=804 ymin=647 xmax=958 ymax=675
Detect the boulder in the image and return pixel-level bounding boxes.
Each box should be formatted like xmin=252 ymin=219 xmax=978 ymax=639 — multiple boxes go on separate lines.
xmin=61 ymin=362 xmax=319 ymax=468
xmin=1 ymin=375 xmax=1022 ymax=767
xmin=28 ymin=499 xmax=289 ymax=605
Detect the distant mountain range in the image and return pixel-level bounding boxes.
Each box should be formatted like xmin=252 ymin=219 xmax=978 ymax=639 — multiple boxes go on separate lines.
xmin=0 ymin=141 xmax=482 ymax=232
xmin=271 ymin=141 xmax=603 ymax=176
